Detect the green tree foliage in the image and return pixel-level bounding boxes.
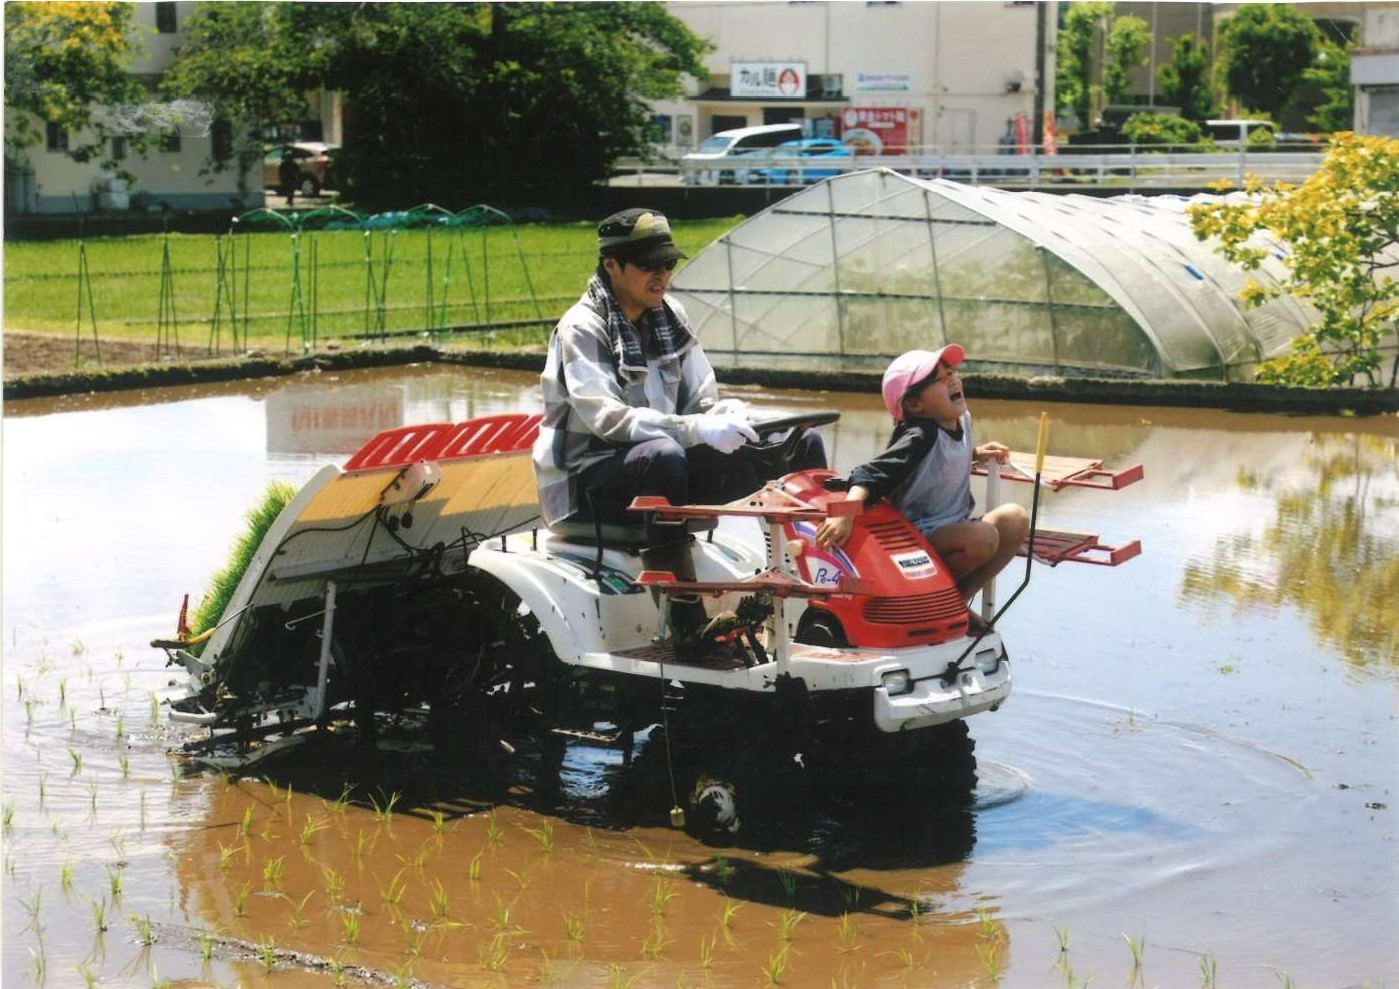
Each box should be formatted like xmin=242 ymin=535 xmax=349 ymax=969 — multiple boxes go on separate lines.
xmin=1215 ymin=4 xmax=1320 ymax=121
xmin=1120 ymin=112 xmax=1202 ymax=149
xmin=1156 ymin=33 xmax=1215 ymax=123
xmin=3 ymin=2 xmax=144 ymax=165
xmin=165 ymin=2 xmax=709 ymax=208
xmin=1302 ymin=39 xmax=1355 ymax=133
xmin=1102 ymin=15 xmax=1150 ymax=107
xmin=1055 ymin=1 xmax=1111 ymax=131
xmin=1188 ymin=133 xmax=1399 ymax=388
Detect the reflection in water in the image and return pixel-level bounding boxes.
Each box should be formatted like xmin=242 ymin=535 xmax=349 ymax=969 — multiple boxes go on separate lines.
xmin=1180 ymin=433 xmax=1399 ymax=667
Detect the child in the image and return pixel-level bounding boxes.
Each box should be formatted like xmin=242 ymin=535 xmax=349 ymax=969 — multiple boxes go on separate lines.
xmin=814 ymin=345 xmax=1029 ymax=612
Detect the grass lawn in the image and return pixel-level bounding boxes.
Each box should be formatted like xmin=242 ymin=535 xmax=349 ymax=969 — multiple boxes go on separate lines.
xmin=3 ymin=217 xmax=743 ymax=354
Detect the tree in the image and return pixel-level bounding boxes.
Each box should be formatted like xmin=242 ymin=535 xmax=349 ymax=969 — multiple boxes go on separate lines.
xmin=1102 ymin=15 xmax=1150 ymax=107
xmin=1187 ymin=133 xmax=1399 ymax=388
xmin=1156 ymin=33 xmax=1215 ymax=123
xmin=1216 ymin=4 xmax=1320 ymax=122
xmin=165 ymin=2 xmax=710 ymax=208
xmin=3 ymin=2 xmax=144 ymax=167
xmin=1302 ymin=38 xmax=1355 ymax=133
xmin=1055 ymin=1 xmax=1111 ymax=131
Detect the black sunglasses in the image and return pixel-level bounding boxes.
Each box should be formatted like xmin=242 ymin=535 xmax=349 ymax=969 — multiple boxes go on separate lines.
xmin=632 ymin=258 xmax=678 ymax=273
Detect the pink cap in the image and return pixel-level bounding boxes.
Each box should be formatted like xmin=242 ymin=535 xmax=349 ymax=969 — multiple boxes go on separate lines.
xmin=880 ymin=345 xmax=966 ymax=421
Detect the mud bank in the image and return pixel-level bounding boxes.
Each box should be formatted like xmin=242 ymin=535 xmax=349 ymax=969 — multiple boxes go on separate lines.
xmin=4 ymin=343 xmax=1397 ymax=415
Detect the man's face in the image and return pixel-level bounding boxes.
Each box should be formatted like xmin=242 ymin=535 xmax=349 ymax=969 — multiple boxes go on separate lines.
xmin=604 ymin=255 xmax=675 ymax=318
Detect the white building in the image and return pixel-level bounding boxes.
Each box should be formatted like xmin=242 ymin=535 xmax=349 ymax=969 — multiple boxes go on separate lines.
xmin=1351 ymin=3 xmax=1399 ymax=134
xmin=651 ymin=1 xmax=1056 ymax=157
xmin=4 ymin=1 xmax=336 ymax=216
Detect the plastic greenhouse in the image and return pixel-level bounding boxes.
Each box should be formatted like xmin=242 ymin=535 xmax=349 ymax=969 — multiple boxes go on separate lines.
xmin=670 ymin=168 xmax=1319 ymax=381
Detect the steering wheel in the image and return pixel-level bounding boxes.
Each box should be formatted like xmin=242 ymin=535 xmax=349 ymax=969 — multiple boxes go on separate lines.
xmin=743 ymin=409 xmax=841 ymax=466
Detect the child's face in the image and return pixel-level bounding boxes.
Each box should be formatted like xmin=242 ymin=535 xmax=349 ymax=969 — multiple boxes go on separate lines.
xmin=903 ymin=363 xmax=966 ymax=426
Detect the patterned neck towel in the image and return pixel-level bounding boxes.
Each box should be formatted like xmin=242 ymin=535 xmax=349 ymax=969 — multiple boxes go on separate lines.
xmin=586 ymin=273 xmax=693 ymax=379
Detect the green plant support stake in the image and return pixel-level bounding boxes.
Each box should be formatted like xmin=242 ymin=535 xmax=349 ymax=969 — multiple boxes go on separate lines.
xmin=156 ymin=223 xmax=180 ymax=358
xmin=73 ymin=222 xmax=100 ymax=368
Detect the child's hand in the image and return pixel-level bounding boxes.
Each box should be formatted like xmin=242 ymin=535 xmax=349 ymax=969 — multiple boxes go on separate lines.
xmin=815 ymin=515 xmax=854 ymax=550
xmin=976 ymin=441 xmax=1011 ymax=464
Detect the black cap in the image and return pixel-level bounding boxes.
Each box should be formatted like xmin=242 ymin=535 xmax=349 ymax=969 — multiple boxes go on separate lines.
xmin=598 ymin=207 xmax=686 ymax=266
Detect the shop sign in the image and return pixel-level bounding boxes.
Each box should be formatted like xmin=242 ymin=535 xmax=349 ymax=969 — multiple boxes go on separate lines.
xmin=732 ymin=61 xmax=807 ymax=99
xmin=855 ymin=72 xmax=912 ymax=93
xmin=841 ymin=106 xmax=921 ymax=155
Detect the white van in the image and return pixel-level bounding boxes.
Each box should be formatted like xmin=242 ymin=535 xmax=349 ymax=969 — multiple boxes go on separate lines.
xmin=681 ymin=123 xmax=805 ymax=185
xmin=1205 ymin=119 xmax=1274 ymax=148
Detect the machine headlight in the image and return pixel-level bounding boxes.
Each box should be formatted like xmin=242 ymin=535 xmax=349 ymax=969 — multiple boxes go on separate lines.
xmin=974 ymin=646 xmax=1003 ymax=674
xmin=881 ymin=670 xmax=913 ymax=696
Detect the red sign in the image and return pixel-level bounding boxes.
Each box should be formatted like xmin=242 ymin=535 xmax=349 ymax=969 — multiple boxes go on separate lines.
xmin=840 ymin=106 xmax=920 ymax=155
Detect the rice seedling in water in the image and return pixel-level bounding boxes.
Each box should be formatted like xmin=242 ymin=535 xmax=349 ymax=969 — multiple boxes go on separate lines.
xmin=20 ymin=887 xmax=43 ymax=933
xmin=490 ymin=893 xmax=513 ymax=932
xmin=719 ymin=896 xmax=742 ymax=928
xmin=392 ymin=962 xmax=415 ymax=988
xmin=837 ymin=912 xmax=861 ymax=953
xmin=398 ymin=838 xmax=433 ymax=869
xmin=699 ymin=933 xmax=716 ymax=969
xmin=139 ymin=788 xmax=147 ymax=830
xmin=1199 ymin=950 xmax=1219 ymax=988
xmin=217 ymin=840 xmax=243 ymax=870
xmin=67 ymin=747 xmax=83 ymax=775
xmin=429 ymin=878 xmax=450 ymax=919
xmin=26 ymin=945 xmax=46 ymax=983
xmin=322 ymin=866 xmax=346 ymax=898
xmin=641 ymin=920 xmax=671 ymax=958
xmin=608 ymin=963 xmax=640 ymax=989
xmin=148 ymin=691 xmax=161 ymax=727
xmin=233 ymin=882 xmax=251 ymax=917
xmin=283 ymin=889 xmax=317 ymax=928
xmin=86 ymin=777 xmax=99 ymax=814
xmin=480 ymin=933 xmax=510 ymax=971
xmin=563 ymin=910 xmax=584 ymax=942
xmin=131 ymin=912 xmax=156 ymax=946
xmin=258 ymin=935 xmax=278 ymax=972
xmin=199 ymin=929 xmax=215 ymax=961
xmin=353 ymin=828 xmax=373 ymax=858
xmin=71 ymin=639 xmax=87 ymax=658
xmin=324 ymin=782 xmax=354 ymax=814
xmin=370 ymin=790 xmax=401 ymax=823
xmin=1124 ymin=932 xmax=1146 ymax=981
xmin=59 ymin=861 xmax=74 ymax=893
xmin=114 ymin=712 xmax=125 ymax=741
xmin=341 ymin=910 xmax=361 ymax=945
xmin=1272 ymin=971 xmax=1297 ymax=989
xmin=380 ymin=868 xmax=407 ymax=907
xmin=2 ymin=798 xmax=14 ymax=832
xmin=976 ymin=939 xmax=1001 ymax=979
xmin=539 ymin=948 xmax=561 ymax=984
xmin=119 ymin=754 xmax=130 ymax=778
xmin=262 ymin=855 xmax=285 ymax=888
xmin=762 ymin=945 xmax=790 ymax=984
xmin=650 ymin=876 xmax=676 ymax=916
xmin=429 ymin=808 xmax=446 ymax=833
xmin=523 ymin=820 xmax=555 ymax=852
xmin=776 ymin=908 xmax=806 ymax=941
xmin=402 ymin=918 xmax=429 ymax=958
xmin=838 ymin=883 xmax=861 ymax=909
xmin=468 ymin=850 xmax=483 ymax=882
xmin=77 ymin=960 xmax=97 ymax=988
xmin=239 ymin=804 xmax=255 ymax=837
xmin=299 ymin=814 xmax=328 ymax=845
xmin=107 ymin=865 xmax=124 ymax=898
xmin=505 ymin=866 xmax=531 ymax=891
xmin=584 ymin=826 xmax=600 ymax=861
xmin=1052 ymin=921 xmax=1072 ymax=954
xmin=776 ymin=867 xmax=797 ymax=900
xmin=976 ymin=905 xmax=1000 ymax=942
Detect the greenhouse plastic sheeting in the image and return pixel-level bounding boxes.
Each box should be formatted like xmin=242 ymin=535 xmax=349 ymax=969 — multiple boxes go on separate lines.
xmin=670 ymin=168 xmax=1321 ymax=381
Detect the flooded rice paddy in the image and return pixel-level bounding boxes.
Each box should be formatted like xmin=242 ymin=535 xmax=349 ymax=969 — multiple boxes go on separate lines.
xmin=3 ymin=364 xmax=1396 ymax=989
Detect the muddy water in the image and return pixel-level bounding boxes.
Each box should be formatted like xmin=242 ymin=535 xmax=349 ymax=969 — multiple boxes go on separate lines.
xmin=3 ymin=365 xmax=1396 ymax=989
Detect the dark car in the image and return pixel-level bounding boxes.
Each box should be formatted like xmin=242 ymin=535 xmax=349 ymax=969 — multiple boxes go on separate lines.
xmin=263 ymin=142 xmax=338 ymax=197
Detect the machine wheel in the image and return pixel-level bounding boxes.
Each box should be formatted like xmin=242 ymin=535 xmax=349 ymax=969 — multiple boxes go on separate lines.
xmin=299 ymin=174 xmax=321 ymax=197
xmin=426 ymin=574 xmax=559 ymax=750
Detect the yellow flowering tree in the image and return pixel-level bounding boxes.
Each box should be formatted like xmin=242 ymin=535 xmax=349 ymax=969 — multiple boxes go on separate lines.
xmin=3 ymin=2 xmax=143 ymax=166
xmin=1188 ymin=132 xmax=1399 ymax=387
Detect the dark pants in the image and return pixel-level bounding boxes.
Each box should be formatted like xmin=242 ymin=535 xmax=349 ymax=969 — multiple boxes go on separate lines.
xmin=575 ymin=432 xmax=827 ymax=545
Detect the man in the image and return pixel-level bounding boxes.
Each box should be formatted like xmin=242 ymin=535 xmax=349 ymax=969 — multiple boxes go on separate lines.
xmin=532 ymin=207 xmax=824 ymax=648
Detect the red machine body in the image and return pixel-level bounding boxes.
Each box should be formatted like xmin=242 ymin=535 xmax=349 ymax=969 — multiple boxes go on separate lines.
xmin=777 ymin=469 xmax=969 ymax=648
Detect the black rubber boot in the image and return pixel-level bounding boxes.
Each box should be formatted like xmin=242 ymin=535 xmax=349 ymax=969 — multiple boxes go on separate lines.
xmin=639 ymin=536 xmax=710 ymax=641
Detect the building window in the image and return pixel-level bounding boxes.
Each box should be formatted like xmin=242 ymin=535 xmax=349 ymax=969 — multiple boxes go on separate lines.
xmin=112 ymin=136 xmax=128 ymax=161
xmin=155 ymin=2 xmax=177 ymax=33
xmin=160 ymin=127 xmax=182 ymax=153
xmin=211 ymin=120 xmax=233 ymax=160
xmin=46 ymin=122 xmax=68 ymax=152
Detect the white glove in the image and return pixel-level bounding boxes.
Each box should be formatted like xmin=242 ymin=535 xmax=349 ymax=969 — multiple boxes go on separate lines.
xmin=695 ymin=413 xmax=759 ymax=454
xmin=707 ymin=397 xmax=749 ymax=417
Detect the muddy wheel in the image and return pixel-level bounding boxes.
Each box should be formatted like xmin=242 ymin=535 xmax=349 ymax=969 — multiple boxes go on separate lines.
xmin=427 ymin=574 xmax=558 ymax=750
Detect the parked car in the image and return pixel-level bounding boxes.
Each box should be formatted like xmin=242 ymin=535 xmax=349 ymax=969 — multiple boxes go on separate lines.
xmin=263 ymin=142 xmax=339 ymax=197
xmin=681 ymin=123 xmax=804 ymax=185
xmin=749 ymin=138 xmax=855 ymax=185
